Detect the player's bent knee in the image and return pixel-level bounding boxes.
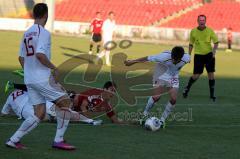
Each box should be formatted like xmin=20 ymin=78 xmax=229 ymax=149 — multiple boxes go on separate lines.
xmin=55 ymin=95 xmax=72 ymax=108
xmin=34 ymin=112 xmax=45 ymax=120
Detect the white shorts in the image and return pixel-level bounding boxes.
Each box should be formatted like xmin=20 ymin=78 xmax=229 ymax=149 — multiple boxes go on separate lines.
xmin=153 ymin=77 xmax=179 ymax=88
xmin=20 ymin=104 xmax=34 ymax=119
xmin=26 ymin=77 xmax=66 ymax=105
xmin=102 ymin=36 xmax=113 ymax=48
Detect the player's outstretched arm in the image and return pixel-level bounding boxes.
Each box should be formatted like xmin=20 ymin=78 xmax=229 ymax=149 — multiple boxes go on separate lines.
xmin=124 ymin=56 xmax=148 ymax=66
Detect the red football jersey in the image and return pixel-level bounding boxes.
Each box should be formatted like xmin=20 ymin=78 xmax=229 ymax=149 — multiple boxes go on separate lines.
xmin=90 ymin=18 xmax=103 ymax=34
xmin=74 ymin=89 xmax=115 ymax=118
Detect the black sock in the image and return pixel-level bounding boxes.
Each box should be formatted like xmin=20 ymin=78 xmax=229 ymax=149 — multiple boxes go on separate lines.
xmin=97 ymin=45 xmax=101 ymax=53
xmin=186 ymin=77 xmax=196 ymax=90
xmin=209 ymin=79 xmax=215 ymax=97
xmin=90 ymin=44 xmax=93 ymax=51
xmin=13 ymin=83 xmax=28 ymax=91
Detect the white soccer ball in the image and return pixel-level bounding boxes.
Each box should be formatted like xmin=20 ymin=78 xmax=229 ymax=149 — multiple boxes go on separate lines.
xmin=144 ymin=117 xmax=161 ymax=131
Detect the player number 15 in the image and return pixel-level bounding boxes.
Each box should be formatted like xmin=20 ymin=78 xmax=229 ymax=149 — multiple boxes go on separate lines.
xmin=24 ymin=37 xmax=35 ymax=56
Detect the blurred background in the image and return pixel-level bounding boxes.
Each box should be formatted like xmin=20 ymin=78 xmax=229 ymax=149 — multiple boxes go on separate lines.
xmin=0 ymin=0 xmax=240 ymax=47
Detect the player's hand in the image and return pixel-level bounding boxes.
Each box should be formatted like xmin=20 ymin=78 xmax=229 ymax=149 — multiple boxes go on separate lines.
xmin=52 ymin=68 xmax=59 ymax=83
xmin=124 ymin=60 xmax=135 ymax=66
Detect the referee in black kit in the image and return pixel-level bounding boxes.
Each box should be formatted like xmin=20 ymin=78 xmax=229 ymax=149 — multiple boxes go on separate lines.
xmin=183 ymin=15 xmax=219 ymax=101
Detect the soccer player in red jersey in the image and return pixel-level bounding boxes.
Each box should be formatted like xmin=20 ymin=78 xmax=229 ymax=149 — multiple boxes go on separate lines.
xmin=89 ymin=12 xmax=103 ymax=55
xmin=72 ymin=81 xmax=124 ymax=124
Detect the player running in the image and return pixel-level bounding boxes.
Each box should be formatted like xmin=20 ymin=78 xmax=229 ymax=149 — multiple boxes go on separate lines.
xmin=124 ymin=46 xmax=190 ymax=127
xmin=97 ymin=11 xmax=116 ymax=66
xmin=5 ymin=3 xmax=79 ymax=150
xmin=89 ymin=12 xmax=103 ymax=55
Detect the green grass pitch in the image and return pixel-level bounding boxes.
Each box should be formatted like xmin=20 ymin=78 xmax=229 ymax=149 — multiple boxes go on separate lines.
xmin=0 ymin=31 xmax=240 ymax=159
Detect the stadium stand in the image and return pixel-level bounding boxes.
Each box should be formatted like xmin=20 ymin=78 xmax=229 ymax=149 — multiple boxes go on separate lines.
xmin=1 ymin=0 xmax=201 ymax=26
xmin=160 ymin=0 xmax=240 ymax=32
xmin=54 ymin=0 xmax=202 ymax=25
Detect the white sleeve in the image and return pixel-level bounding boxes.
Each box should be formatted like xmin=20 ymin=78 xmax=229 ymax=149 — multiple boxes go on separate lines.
xmin=1 ymin=97 xmax=12 ymax=115
xmin=147 ymin=53 xmax=166 ymax=63
xmin=36 ymin=31 xmax=50 ymax=55
xmin=183 ymin=54 xmax=191 ymax=63
xmin=18 ymin=37 xmax=25 ymax=57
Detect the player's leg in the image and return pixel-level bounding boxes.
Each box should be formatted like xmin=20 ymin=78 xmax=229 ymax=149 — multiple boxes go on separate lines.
xmin=97 ymin=43 xmax=106 ymax=59
xmin=89 ymin=34 xmax=95 ymax=54
xmin=21 ymin=104 xmax=35 ymax=120
xmin=183 ymin=54 xmax=204 ymax=98
xmin=5 ymin=82 xmax=28 ymax=93
xmin=97 ymin=38 xmax=110 ymax=64
xmin=104 ymin=39 xmax=112 ymax=66
xmin=143 ymin=80 xmax=167 ymax=116
xmin=42 ymin=79 xmax=77 ymax=150
xmin=5 ymin=81 xmax=14 ymax=93
xmin=159 ymin=87 xmax=178 ymax=127
xmin=6 ymin=87 xmax=44 ymax=149
xmin=96 ymin=34 xmax=102 ymax=54
xmin=206 ymin=53 xmax=216 ymax=101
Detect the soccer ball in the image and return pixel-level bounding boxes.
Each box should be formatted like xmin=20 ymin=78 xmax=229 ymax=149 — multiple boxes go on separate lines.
xmin=144 ymin=117 xmax=161 ymax=131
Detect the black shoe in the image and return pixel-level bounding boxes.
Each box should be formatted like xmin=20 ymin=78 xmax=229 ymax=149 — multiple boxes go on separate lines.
xmin=182 ymin=87 xmax=189 ymax=98
xmin=210 ymin=96 xmax=216 ymax=102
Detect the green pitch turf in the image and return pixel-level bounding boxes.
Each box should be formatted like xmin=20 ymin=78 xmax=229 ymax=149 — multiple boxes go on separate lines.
xmin=0 ymin=31 xmax=240 ymax=159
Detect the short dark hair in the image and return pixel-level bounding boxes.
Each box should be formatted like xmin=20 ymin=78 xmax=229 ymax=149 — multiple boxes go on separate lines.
xmin=171 ymin=46 xmax=184 ymax=60
xmin=108 ymin=11 xmax=114 ymax=15
xmin=67 ymin=91 xmax=76 ymax=99
xmin=33 ymin=3 xmax=48 ymax=19
xmin=103 ymin=81 xmax=116 ymax=89
xmin=96 ymin=11 xmax=101 ymax=15
xmin=198 ymin=14 xmax=206 ymax=21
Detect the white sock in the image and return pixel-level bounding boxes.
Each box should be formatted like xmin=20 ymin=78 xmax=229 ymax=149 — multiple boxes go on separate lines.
xmin=160 ymin=101 xmax=175 ymax=123
xmin=79 ymin=114 xmax=93 ymax=123
xmin=143 ymin=97 xmax=155 ymax=116
xmin=10 ymin=115 xmax=40 ymax=143
xmin=105 ymin=50 xmax=110 ymax=65
xmin=54 ymin=109 xmax=70 ymax=142
xmin=97 ymin=50 xmax=105 ymax=58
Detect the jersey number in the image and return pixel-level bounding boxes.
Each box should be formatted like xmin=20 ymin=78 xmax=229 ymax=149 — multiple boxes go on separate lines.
xmin=12 ymin=90 xmax=24 ymax=101
xmin=24 ymin=37 xmax=35 ymax=56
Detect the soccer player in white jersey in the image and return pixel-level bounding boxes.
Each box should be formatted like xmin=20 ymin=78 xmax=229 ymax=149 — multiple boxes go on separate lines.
xmin=97 ymin=11 xmax=116 ymax=66
xmin=1 ymin=89 xmax=102 ymax=125
xmin=124 ymin=46 xmax=190 ymax=127
xmin=1 ymin=89 xmax=55 ymax=120
xmin=5 ymin=3 xmax=79 ymax=150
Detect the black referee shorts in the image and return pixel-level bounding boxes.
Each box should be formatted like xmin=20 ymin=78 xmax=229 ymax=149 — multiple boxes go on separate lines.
xmin=92 ymin=33 xmax=102 ymax=43
xmin=193 ymin=52 xmax=215 ymax=74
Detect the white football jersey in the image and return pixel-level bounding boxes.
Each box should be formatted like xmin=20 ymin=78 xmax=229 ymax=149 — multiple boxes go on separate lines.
xmin=148 ymin=50 xmax=190 ymax=81
xmin=102 ymin=19 xmax=116 ymax=39
xmin=1 ymin=90 xmax=29 ymax=118
xmin=1 ymin=90 xmax=55 ymax=118
xmin=19 ymin=24 xmax=51 ymax=84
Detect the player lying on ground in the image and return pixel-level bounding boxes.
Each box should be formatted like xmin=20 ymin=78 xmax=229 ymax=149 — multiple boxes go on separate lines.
xmin=1 ymin=89 xmax=55 ymax=120
xmin=3 ymin=85 xmax=102 ymax=125
xmin=5 ymin=81 xmax=124 ymax=124
xmin=72 ymin=81 xmax=126 ymax=124
xmin=124 ymin=46 xmax=190 ymax=127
